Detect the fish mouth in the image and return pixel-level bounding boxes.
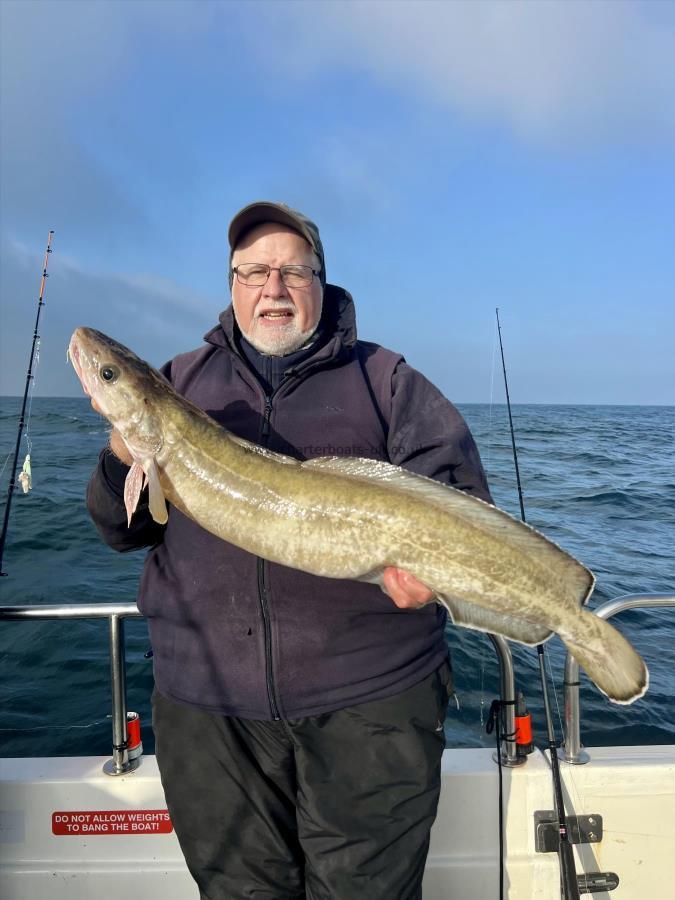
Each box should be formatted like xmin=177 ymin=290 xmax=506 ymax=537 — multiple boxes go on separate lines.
xmin=68 ymin=328 xmax=97 ymax=398
xmin=67 ymin=334 xmax=88 ymax=395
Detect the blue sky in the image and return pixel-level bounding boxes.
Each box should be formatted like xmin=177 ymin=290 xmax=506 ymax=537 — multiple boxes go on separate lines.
xmin=1 ymin=0 xmax=674 ymax=403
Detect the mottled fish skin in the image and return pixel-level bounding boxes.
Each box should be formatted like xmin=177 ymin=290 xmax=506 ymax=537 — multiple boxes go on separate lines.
xmin=69 ymin=326 xmax=649 ymax=705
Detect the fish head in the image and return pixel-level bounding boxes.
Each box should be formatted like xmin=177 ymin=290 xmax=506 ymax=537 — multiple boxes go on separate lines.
xmin=69 ymin=327 xmax=168 ymax=458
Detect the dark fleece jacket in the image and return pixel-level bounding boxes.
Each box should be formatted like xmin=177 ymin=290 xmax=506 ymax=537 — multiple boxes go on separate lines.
xmin=86 ymin=285 xmax=492 ymax=719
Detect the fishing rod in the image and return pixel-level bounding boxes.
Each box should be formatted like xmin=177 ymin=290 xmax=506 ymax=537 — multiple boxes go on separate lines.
xmin=0 ymin=231 xmax=55 ymax=576
xmin=495 ymin=308 xmax=580 ymax=900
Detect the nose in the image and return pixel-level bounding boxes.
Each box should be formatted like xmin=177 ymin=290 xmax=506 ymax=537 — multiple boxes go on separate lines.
xmin=262 ymin=268 xmax=290 ymax=300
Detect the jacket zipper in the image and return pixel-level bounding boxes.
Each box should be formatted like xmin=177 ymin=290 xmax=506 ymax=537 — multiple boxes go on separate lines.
xmin=256 ymin=380 xmax=294 ymax=722
xmin=262 ymin=396 xmax=273 ymax=437
xmin=257 ymin=556 xmax=279 ymax=720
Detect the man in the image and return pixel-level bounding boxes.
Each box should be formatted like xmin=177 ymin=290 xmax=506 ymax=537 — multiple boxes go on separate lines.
xmin=87 ymin=202 xmax=492 ymax=899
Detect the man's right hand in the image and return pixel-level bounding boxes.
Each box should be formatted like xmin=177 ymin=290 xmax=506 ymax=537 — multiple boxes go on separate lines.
xmin=91 ymin=400 xmax=133 ymax=465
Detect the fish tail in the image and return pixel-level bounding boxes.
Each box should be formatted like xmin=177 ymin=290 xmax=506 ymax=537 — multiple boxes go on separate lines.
xmin=561 ymin=610 xmax=648 ymax=705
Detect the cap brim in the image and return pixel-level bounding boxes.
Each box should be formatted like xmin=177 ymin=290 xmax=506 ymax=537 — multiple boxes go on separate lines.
xmin=228 ymin=202 xmax=315 ymax=250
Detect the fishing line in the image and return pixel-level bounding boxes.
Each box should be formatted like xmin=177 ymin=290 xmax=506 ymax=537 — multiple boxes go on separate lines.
xmin=25 ymin=336 xmax=40 ymax=446
xmin=0 ymin=454 xmax=13 ymax=481
xmin=0 ymin=231 xmax=54 ymax=575
xmin=546 ymin=640 xmax=566 ymax=740
xmin=18 ymin=337 xmax=40 ymax=494
xmin=479 ymin=649 xmax=487 ymax=729
xmin=479 ymin=318 xmax=500 ymax=731
xmin=0 ymin=717 xmax=112 ymax=733
xmin=485 ymin=314 xmax=499 ymax=481
xmin=486 ymin=699 xmax=505 ymax=896
xmin=495 ymin=308 xmax=581 ymax=900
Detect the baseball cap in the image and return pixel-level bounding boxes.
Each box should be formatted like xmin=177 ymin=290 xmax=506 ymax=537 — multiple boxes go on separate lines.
xmin=228 ymin=201 xmax=326 ymax=287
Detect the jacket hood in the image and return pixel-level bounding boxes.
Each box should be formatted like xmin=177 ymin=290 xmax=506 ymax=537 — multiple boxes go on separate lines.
xmin=204 ymin=283 xmax=357 ymax=353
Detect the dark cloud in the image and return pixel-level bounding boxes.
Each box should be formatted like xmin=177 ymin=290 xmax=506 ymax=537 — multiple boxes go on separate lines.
xmin=0 ymin=0 xmax=212 ymax=245
xmin=0 ymin=238 xmax=222 ymax=396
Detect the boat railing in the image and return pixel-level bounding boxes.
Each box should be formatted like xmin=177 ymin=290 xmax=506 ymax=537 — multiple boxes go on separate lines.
xmin=562 ymin=592 xmax=675 ymax=765
xmin=0 ymin=602 xmax=143 ymax=776
xmin=5 ymin=594 xmax=673 ymax=772
xmin=0 ymin=601 xmax=525 ymax=771
xmin=487 ymin=633 xmax=524 ymax=767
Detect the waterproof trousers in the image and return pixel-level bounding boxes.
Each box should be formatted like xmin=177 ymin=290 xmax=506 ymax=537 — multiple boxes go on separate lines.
xmin=152 ymin=661 xmax=452 ymax=900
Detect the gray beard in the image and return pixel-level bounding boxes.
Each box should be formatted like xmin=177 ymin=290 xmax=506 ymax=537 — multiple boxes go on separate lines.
xmin=234 ymin=299 xmax=323 ymax=357
xmin=242 ymin=323 xmax=320 ymax=357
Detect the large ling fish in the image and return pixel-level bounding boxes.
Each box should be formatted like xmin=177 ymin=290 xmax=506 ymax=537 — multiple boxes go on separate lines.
xmin=69 ymin=327 xmax=648 ymax=705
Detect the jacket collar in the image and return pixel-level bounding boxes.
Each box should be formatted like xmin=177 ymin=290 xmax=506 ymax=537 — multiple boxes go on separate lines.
xmin=203 ymin=284 xmax=357 ymax=358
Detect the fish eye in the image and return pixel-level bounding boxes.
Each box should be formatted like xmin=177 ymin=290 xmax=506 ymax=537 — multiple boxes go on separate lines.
xmin=100 ymin=365 xmax=120 ymax=383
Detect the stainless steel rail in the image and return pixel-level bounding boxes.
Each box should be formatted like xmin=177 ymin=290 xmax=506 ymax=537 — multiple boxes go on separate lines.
xmin=488 ymin=633 xmax=525 ymax=767
xmin=0 ymin=603 xmax=523 ymax=769
xmin=562 ymin=592 xmax=675 ymax=765
xmin=0 ymin=602 xmax=143 ymax=775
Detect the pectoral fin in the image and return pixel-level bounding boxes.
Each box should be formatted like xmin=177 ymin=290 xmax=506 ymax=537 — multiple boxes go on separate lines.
xmin=124 ymin=461 xmax=146 ymax=526
xmin=144 ymin=457 xmax=168 ymax=525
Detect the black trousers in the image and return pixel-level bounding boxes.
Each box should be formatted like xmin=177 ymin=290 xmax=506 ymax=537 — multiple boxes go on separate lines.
xmin=152 ymin=661 xmax=452 ymax=900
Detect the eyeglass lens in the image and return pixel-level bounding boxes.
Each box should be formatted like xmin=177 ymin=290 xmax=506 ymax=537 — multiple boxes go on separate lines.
xmin=235 ymin=264 xmax=314 ymax=287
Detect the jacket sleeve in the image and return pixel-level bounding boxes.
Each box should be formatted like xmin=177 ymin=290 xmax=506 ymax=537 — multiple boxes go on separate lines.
xmin=85 ymin=360 xmax=173 ymax=552
xmin=86 ymin=448 xmax=167 ymax=552
xmin=387 ymin=361 xmax=493 ymax=504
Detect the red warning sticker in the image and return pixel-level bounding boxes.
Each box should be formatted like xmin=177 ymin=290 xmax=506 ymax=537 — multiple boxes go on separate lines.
xmin=52 ymin=810 xmax=173 ymax=835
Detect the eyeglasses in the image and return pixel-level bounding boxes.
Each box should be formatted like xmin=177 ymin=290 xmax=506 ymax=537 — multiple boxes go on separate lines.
xmin=232 ymin=263 xmax=320 ymax=288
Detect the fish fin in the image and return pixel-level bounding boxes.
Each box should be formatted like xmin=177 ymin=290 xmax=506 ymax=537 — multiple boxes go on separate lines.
xmin=303 ymin=456 xmax=406 ymax=480
xmin=360 ymin=569 xmax=553 ymax=642
xmin=228 ymin=432 xmax=299 ymax=465
xmin=143 ymin=457 xmax=168 ymax=525
xmin=438 ymin=594 xmax=553 ymax=645
xmin=560 ymin=611 xmax=649 ymax=705
xmin=358 ymin=568 xmax=388 ymax=592
xmin=303 ymin=455 xmax=595 ymax=607
xmin=124 ymin=462 xmax=146 ymax=526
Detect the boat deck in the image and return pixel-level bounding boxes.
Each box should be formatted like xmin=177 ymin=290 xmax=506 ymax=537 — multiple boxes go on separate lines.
xmin=2 ymin=744 xmax=673 ymax=898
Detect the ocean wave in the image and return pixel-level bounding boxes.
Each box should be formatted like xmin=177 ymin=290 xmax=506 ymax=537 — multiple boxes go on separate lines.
xmin=564 ymin=489 xmax=652 ymax=511
xmin=2 ymin=399 xmax=673 ymax=757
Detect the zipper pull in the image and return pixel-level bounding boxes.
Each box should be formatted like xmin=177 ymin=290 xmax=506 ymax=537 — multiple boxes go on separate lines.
xmin=262 ymin=397 xmax=272 ymax=437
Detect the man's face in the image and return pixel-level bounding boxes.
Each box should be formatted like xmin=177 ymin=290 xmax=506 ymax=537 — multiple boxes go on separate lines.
xmin=231 ymin=223 xmax=323 ymax=356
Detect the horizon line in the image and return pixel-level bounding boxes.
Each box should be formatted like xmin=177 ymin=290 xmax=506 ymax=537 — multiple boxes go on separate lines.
xmin=1 ymin=394 xmax=673 ymax=409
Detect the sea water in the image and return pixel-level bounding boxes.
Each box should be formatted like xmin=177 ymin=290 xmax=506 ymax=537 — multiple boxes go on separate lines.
xmin=1 ymin=398 xmax=673 ymax=757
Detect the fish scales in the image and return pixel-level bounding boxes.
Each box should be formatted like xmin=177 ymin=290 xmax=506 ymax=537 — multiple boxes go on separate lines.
xmin=169 ymin=434 xmax=560 ymax=612
xmin=69 ymin=326 xmax=649 ymax=705
xmin=162 ymin=424 xmax=560 ymax=597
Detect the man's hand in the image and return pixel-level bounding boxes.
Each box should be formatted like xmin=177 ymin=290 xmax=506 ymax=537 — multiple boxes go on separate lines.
xmin=108 ymin=429 xmax=133 ymax=465
xmin=91 ymin=399 xmax=133 ymax=465
xmin=382 ymin=567 xmax=435 ymax=609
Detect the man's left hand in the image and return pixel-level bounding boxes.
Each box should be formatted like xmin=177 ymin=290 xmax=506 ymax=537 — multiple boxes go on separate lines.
xmin=382 ymin=568 xmax=435 ymax=609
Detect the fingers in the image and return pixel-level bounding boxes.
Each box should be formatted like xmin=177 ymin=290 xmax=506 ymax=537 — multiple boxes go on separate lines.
xmin=90 ymin=398 xmax=133 ymax=465
xmin=382 ymin=567 xmax=435 ymax=609
xmin=109 ymin=428 xmax=133 ymax=465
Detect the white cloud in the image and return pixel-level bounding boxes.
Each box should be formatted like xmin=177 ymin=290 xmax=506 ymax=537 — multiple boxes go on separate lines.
xmin=268 ymin=0 xmax=675 ymax=146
